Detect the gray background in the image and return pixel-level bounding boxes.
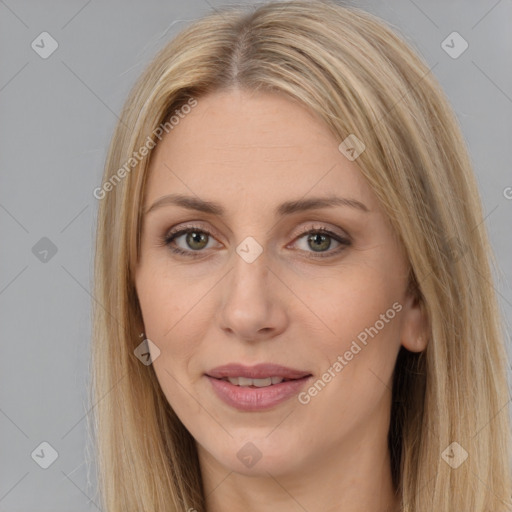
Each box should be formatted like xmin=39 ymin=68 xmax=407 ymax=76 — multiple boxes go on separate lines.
xmin=1 ymin=0 xmax=511 ymax=510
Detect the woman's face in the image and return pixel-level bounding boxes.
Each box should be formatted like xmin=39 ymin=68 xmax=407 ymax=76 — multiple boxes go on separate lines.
xmin=135 ymin=89 xmax=426 ymax=478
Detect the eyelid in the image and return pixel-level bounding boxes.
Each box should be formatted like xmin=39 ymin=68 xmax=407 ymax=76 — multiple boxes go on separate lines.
xmin=165 ymin=222 xmax=222 ymax=242
xmin=290 ymin=223 xmax=351 ymax=244
xmin=162 ymin=221 xmax=352 ymax=258
xmin=165 ymin=221 xmax=349 ymax=242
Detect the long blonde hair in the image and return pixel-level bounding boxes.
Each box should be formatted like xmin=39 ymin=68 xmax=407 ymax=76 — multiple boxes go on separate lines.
xmin=90 ymin=1 xmax=512 ymax=510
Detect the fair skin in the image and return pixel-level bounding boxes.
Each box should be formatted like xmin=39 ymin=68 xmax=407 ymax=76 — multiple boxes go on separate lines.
xmin=135 ymin=88 xmax=428 ymax=512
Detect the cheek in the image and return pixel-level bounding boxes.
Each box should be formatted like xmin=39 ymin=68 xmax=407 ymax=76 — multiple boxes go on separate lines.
xmin=297 ymin=270 xmax=402 ymax=410
xmin=291 ymin=267 xmax=403 ymax=415
xmin=135 ymin=269 xmax=211 ymax=426
xmin=135 ymin=265 xmax=207 ymax=366
xmin=294 ymin=264 xmax=402 ymax=348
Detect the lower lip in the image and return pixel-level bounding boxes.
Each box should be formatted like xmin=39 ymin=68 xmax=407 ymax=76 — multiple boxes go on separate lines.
xmin=206 ymin=375 xmax=311 ymax=411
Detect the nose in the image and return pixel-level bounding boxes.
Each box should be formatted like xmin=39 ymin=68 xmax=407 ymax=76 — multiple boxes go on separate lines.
xmin=218 ymin=247 xmax=288 ymax=342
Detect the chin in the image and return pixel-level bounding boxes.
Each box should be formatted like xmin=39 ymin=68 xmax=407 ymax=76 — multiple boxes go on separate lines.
xmin=214 ymin=435 xmax=305 ymax=477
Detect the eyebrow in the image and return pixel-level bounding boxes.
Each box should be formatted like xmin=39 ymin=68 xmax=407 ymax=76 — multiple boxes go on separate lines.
xmin=143 ymin=193 xmax=369 ymax=216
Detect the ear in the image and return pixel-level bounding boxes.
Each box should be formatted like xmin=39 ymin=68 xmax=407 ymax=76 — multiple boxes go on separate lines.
xmin=400 ymin=288 xmax=429 ymax=353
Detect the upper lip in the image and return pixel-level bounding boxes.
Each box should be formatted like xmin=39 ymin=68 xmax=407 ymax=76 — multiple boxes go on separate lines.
xmin=206 ymin=363 xmax=311 ymax=380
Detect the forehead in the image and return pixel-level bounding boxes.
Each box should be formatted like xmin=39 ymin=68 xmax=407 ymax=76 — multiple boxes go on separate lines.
xmin=144 ymin=89 xmax=376 ymax=213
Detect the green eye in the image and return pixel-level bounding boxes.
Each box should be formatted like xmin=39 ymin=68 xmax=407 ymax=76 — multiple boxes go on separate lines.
xmin=306 ymin=232 xmax=333 ymax=252
xmin=293 ymin=227 xmax=351 ymax=258
xmin=184 ymin=231 xmax=209 ymax=251
xmin=162 ymin=225 xmax=351 ymax=259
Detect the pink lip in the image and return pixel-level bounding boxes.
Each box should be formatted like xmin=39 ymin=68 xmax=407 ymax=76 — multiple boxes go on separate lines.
xmin=205 ymin=363 xmax=312 ymax=412
xmin=206 ymin=363 xmax=311 ymax=380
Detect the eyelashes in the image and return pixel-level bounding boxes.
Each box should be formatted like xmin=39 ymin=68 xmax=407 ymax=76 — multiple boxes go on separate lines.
xmin=158 ymin=223 xmax=352 ymax=260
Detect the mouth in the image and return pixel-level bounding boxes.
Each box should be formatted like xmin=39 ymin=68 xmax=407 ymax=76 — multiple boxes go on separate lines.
xmin=206 ymin=363 xmax=311 ymax=381
xmin=205 ymin=363 xmax=312 ymax=411
xmin=215 ymin=376 xmax=298 ymax=387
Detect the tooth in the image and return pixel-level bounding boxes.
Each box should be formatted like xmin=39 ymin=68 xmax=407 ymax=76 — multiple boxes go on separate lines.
xmin=226 ymin=376 xmax=285 ymax=387
xmin=252 ymin=377 xmax=272 ymax=387
xmin=238 ymin=377 xmax=254 ymax=387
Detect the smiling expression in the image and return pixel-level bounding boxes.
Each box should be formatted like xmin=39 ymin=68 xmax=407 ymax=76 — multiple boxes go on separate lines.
xmin=135 ymin=87 xmax=426 ymax=477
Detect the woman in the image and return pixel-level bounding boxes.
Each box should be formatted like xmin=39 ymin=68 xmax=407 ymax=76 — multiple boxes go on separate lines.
xmin=90 ymin=1 xmax=512 ymax=510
